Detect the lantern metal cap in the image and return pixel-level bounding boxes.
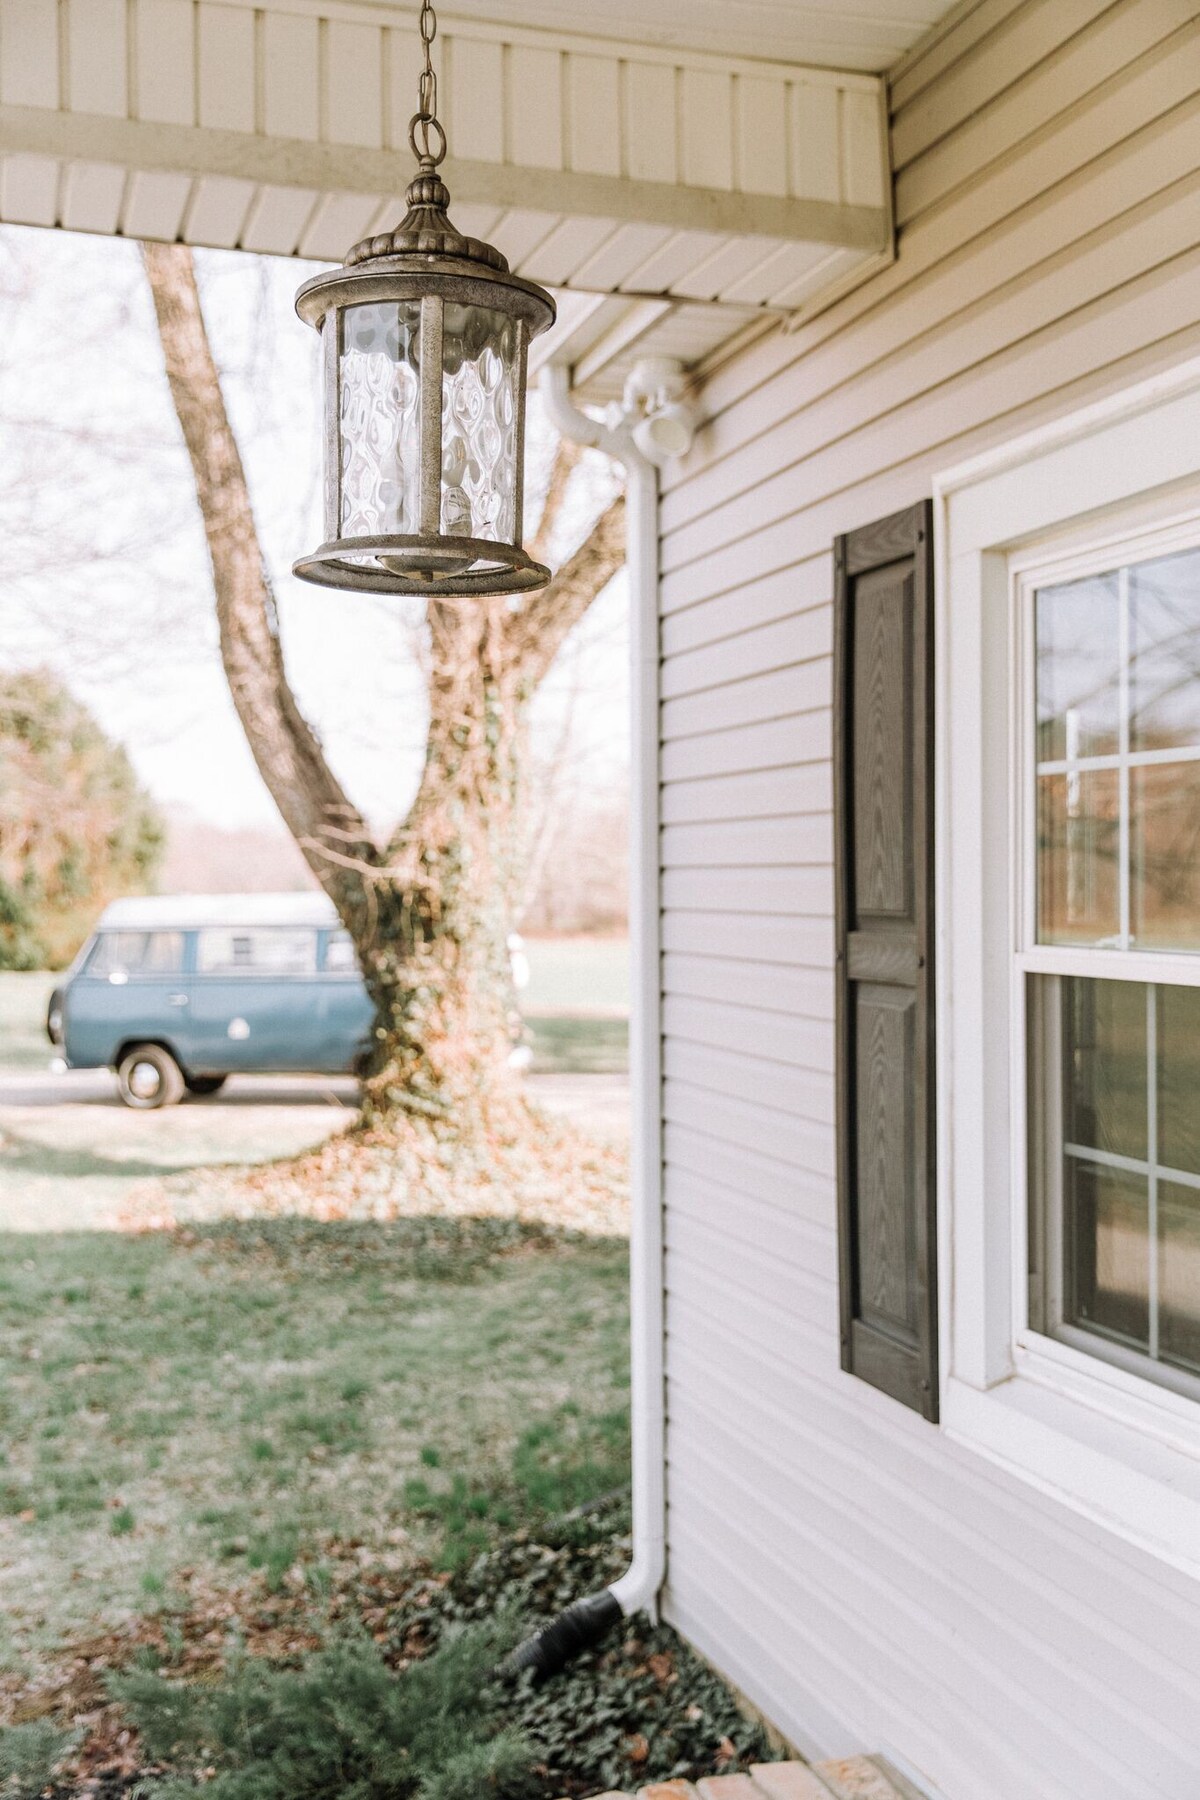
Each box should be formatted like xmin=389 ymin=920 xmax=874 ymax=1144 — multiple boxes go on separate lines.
xmin=345 ymin=167 xmax=509 ymax=273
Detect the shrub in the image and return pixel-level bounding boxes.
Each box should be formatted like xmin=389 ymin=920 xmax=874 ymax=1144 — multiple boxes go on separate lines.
xmin=113 ymin=1624 xmax=534 ymax=1800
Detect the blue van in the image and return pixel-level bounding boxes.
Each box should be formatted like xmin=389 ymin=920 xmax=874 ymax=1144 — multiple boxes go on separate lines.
xmin=48 ymin=893 xmax=375 ymax=1108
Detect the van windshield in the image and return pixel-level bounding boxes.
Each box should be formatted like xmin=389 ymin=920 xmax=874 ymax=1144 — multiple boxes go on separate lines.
xmin=88 ymin=931 xmax=185 ymax=978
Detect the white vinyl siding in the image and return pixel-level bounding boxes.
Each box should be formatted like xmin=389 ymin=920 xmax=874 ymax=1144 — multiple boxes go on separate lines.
xmin=657 ymin=3 xmax=1200 ymax=1797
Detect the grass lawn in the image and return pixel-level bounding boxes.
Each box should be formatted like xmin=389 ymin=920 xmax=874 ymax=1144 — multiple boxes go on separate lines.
xmin=0 ymin=1218 xmax=630 ymax=1677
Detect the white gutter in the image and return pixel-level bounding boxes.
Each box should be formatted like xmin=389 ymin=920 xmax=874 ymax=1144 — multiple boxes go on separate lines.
xmin=540 ymin=361 xmax=694 ymax=1627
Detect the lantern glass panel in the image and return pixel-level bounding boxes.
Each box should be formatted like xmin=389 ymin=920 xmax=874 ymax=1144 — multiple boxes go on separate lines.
xmin=441 ymin=303 xmax=521 ymax=546
xmin=337 ymin=300 xmax=423 ymax=539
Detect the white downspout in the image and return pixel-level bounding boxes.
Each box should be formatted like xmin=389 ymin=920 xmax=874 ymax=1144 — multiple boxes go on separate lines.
xmin=535 ymin=361 xmax=691 ymax=1634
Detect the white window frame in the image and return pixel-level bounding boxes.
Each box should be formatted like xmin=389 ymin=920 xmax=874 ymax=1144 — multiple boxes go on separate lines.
xmin=934 ymin=355 xmax=1200 ymax=1580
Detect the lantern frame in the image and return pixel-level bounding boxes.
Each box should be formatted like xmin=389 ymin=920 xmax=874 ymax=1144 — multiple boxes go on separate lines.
xmin=292 ymin=37 xmax=556 ymax=599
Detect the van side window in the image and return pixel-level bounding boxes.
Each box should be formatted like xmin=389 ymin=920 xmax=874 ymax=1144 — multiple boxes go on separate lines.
xmin=196 ymin=928 xmax=317 ymax=975
xmin=323 ymin=931 xmax=358 ymax=973
xmin=88 ymin=931 xmax=184 ymax=977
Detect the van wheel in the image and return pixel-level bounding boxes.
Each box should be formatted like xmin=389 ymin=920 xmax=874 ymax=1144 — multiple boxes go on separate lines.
xmin=184 ymin=1074 xmax=227 ymax=1098
xmin=117 ymin=1044 xmax=185 ymax=1110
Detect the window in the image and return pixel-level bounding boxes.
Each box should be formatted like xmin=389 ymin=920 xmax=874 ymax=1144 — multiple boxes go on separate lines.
xmin=936 ymin=355 xmax=1200 ymax=1574
xmin=196 ymin=927 xmax=316 ymax=975
xmin=323 ymin=930 xmax=358 ymax=973
xmin=1022 ymin=546 xmax=1200 ymax=1399
xmin=88 ymin=931 xmax=183 ymax=977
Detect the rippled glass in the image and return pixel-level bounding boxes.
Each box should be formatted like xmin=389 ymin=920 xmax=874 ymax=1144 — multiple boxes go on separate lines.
xmin=338 ymin=302 xmax=422 ymax=538
xmin=441 ymin=304 xmax=520 ymax=544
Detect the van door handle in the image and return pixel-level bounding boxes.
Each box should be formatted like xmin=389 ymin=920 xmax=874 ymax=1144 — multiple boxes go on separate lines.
xmin=167 ymin=993 xmax=189 ymax=1007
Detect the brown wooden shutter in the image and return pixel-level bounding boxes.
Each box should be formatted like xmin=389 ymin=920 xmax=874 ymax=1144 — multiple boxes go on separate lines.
xmin=833 ymin=500 xmax=938 ymax=1421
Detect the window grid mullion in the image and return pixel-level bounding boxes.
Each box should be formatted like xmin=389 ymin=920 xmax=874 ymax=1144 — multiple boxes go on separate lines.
xmin=1147 ymin=983 xmax=1160 ymax=1363
xmin=1118 ymin=565 xmax=1131 ymax=952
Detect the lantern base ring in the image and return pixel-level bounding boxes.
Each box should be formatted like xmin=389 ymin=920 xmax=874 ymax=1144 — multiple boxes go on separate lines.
xmin=292 ymin=533 xmax=551 ymax=598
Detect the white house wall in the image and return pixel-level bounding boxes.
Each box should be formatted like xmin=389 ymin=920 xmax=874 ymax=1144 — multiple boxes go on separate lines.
xmin=657 ymin=3 xmax=1200 ymax=1797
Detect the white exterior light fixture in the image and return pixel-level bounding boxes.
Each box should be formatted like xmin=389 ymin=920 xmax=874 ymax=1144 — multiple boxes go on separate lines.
xmin=293 ymin=0 xmax=556 ymax=597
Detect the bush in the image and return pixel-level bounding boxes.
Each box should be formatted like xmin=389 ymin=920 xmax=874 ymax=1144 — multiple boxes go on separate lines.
xmin=0 ymin=1720 xmax=76 ymax=1798
xmin=113 ymin=1625 xmax=534 ymax=1800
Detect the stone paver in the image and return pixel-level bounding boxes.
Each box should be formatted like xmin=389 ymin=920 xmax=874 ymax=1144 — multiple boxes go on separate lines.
xmin=751 ymin=1763 xmax=838 ymax=1799
xmin=697 ymin=1778 xmax=767 ymax=1800
xmin=590 ymin=1756 xmax=924 ymax=1800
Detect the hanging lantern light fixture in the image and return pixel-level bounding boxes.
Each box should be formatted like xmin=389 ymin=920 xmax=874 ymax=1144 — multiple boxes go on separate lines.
xmin=293 ymin=0 xmax=556 ymax=597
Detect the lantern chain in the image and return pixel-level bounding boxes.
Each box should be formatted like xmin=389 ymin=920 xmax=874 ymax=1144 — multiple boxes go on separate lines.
xmin=409 ymin=0 xmax=447 ymax=168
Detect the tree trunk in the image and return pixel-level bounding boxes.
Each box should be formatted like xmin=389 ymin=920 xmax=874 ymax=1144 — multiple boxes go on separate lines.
xmin=142 ymin=242 xmax=625 ymax=1137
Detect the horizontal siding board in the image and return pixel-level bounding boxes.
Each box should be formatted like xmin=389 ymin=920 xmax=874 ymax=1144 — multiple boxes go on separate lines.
xmin=660 ymin=610 xmax=832 ymax=697
xmin=661 ymin=815 xmax=829 ymax=868
xmin=661 ymin=865 xmax=832 ymax=917
xmin=890 ymin=0 xmax=1030 ymax=112
xmin=661 ymin=659 xmax=830 ymax=737
xmin=659 ymin=709 xmax=832 ymax=781
xmin=662 ymin=993 xmax=833 ymax=1067
xmin=663 ymin=1036 xmax=836 ymax=1120
xmin=662 ymin=950 xmax=832 ymax=1018
xmin=660 ymin=909 xmax=834 ymax=966
xmin=660 ymin=763 xmax=832 ymax=824
xmin=665 ymin=1122 xmax=836 ymax=1225
xmin=665 ymin=1082 xmax=835 ymax=1180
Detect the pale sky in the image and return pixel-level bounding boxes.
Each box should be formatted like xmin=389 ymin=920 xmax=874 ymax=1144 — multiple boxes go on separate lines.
xmin=0 ymin=225 xmax=628 ymax=835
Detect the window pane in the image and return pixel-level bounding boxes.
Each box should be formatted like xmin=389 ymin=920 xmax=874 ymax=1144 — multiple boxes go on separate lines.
xmin=1064 ymin=1158 xmax=1149 ymax=1350
xmin=89 ymin=931 xmax=183 ymax=976
xmin=1035 ymin=571 xmax=1121 ymax=761
xmin=1129 ymin=548 xmax=1200 ymax=754
xmin=197 ymin=928 xmax=316 ymax=975
xmin=1037 ymin=770 xmax=1120 ymax=945
xmin=1062 ymin=976 xmax=1147 ymax=1161
xmin=324 ymin=930 xmax=358 ymax=972
xmin=1158 ymin=985 xmax=1200 ymax=1177
xmin=1160 ymin=1181 xmax=1200 ymax=1376
xmin=1130 ymin=760 xmax=1200 ymax=952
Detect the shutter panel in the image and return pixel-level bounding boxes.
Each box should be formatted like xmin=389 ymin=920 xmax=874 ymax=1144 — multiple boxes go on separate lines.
xmin=833 ymin=500 xmax=938 ymax=1421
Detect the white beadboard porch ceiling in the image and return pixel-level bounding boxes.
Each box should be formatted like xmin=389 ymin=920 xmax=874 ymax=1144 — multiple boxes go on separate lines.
xmin=0 ymin=0 xmax=960 ymax=398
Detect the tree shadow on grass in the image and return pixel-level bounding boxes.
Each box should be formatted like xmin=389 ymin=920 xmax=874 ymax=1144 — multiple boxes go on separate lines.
xmin=0 ymin=1125 xmax=241 ymax=1184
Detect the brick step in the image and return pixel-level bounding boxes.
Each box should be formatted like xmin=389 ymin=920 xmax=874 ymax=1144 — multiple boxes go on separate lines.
xmin=578 ymin=1753 xmax=928 ymax=1800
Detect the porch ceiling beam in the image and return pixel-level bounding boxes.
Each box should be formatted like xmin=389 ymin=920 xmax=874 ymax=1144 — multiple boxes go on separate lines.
xmin=0 ymin=106 xmax=889 ymax=260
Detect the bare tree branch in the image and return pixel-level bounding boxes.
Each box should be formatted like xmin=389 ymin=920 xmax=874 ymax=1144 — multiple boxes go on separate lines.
xmin=505 ymin=494 xmax=626 ymax=688
xmin=141 ymin=242 xmax=380 ymax=896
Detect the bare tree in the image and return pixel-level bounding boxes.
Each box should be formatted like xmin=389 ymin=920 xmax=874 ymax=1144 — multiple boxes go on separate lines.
xmin=142 ymin=242 xmax=624 ymax=1133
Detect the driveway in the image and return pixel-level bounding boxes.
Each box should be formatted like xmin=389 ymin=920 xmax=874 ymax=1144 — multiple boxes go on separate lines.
xmin=0 ymin=1068 xmax=629 ymax=1232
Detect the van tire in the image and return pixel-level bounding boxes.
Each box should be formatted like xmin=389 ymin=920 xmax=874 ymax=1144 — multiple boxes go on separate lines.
xmin=184 ymin=1075 xmax=227 ymax=1097
xmin=117 ymin=1044 xmax=185 ymax=1110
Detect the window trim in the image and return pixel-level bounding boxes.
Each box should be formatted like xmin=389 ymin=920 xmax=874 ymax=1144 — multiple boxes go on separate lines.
xmin=933 ymin=355 xmax=1200 ymax=1580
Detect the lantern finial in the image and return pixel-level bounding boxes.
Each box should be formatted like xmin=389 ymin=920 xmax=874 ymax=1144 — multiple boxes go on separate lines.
xmin=293 ymin=0 xmax=555 ymax=598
